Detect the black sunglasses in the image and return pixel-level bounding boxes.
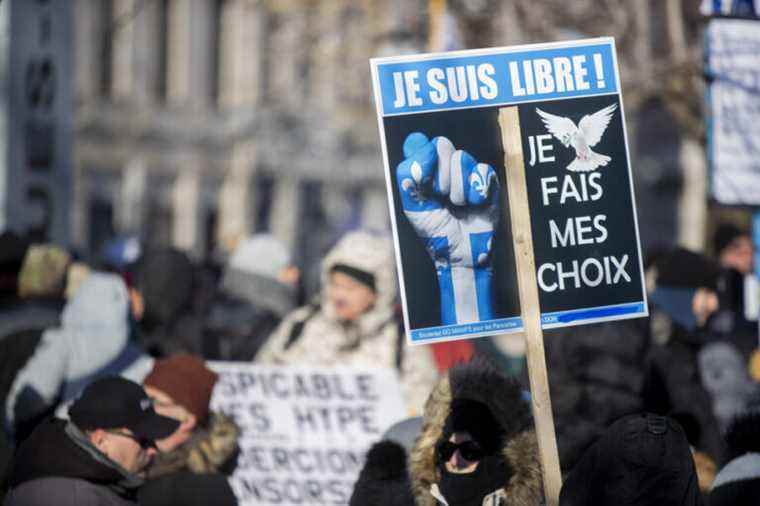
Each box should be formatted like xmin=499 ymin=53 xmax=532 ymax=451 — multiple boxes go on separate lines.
xmin=437 ymin=440 xmax=484 ymax=462
xmin=105 ymin=430 xmax=156 ymax=450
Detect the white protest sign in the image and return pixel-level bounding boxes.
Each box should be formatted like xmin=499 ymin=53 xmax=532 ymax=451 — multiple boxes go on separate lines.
xmin=707 ymin=19 xmax=760 ymax=205
xmin=209 ymin=363 xmax=406 ymax=506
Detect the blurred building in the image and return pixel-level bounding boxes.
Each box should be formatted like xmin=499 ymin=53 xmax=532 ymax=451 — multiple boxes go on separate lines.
xmin=71 ymin=0 xmax=429 ymax=279
xmin=0 ymin=0 xmax=73 ymax=246
xmin=69 ymin=0 xmax=713 ymax=287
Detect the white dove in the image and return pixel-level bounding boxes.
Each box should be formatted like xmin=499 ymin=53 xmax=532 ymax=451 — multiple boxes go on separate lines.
xmin=536 ymin=104 xmax=618 ymax=172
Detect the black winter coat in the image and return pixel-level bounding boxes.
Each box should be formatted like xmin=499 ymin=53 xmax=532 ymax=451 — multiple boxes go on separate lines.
xmin=4 ymin=420 xmax=141 ymax=506
xmin=545 ymin=319 xmax=651 ymax=470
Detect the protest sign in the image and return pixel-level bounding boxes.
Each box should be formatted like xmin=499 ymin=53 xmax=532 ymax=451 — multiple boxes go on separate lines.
xmin=209 ymin=363 xmax=406 ymax=506
xmin=371 ymin=38 xmax=647 ymax=345
xmin=706 ymin=19 xmax=760 ymax=205
xmin=372 ymin=38 xmax=646 ymax=504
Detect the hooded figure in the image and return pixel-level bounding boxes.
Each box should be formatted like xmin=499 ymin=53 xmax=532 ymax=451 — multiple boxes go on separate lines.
xmin=349 ymin=440 xmax=416 ymax=506
xmin=255 ymin=230 xmax=438 ymax=414
xmin=131 ymin=248 xmax=200 ymax=357
xmin=410 ymin=358 xmax=543 ymax=506
xmin=559 ymin=413 xmax=703 ymax=506
xmin=5 ymin=273 xmax=154 ymax=441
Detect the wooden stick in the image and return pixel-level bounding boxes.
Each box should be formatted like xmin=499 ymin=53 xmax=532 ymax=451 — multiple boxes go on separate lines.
xmin=498 ymin=106 xmax=562 ymax=505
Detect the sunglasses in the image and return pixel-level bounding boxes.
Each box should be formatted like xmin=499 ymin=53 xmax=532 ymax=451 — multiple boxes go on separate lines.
xmin=437 ymin=440 xmax=485 ymax=462
xmin=105 ymin=430 xmax=156 ymax=450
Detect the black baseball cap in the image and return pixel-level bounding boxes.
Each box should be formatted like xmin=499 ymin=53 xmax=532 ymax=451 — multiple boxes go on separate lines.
xmin=69 ymin=376 xmax=180 ymax=441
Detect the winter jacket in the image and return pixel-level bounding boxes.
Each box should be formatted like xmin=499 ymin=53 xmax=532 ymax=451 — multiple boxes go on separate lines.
xmin=132 ymin=249 xmax=208 ymax=358
xmin=138 ymin=472 xmax=237 ymax=506
xmin=203 ymin=268 xmax=294 ymax=360
xmin=4 ymin=419 xmax=142 ymax=506
xmin=0 ymin=299 xmax=61 ymax=342
xmin=697 ymin=341 xmax=758 ymax=432
xmin=256 ymin=231 xmax=438 ymax=415
xmin=5 ymin=273 xmax=154 ymax=438
xmin=145 ymin=412 xmax=239 ymax=479
xmin=559 ymin=413 xmax=703 ymax=506
xmin=642 ymin=319 xmax=728 ymax=464
xmin=410 ymin=359 xmax=544 ymax=506
xmin=544 ymin=319 xmax=650 ymax=470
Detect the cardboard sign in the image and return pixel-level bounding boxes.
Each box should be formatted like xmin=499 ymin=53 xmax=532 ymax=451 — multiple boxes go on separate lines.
xmin=209 ymin=363 xmax=406 ymax=506
xmin=706 ymin=19 xmax=760 ymax=205
xmin=371 ymin=38 xmax=647 ymax=345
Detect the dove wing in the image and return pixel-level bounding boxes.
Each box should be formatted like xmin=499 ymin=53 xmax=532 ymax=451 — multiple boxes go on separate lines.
xmin=578 ymin=103 xmax=617 ymax=147
xmin=536 ymin=108 xmax=577 ymax=143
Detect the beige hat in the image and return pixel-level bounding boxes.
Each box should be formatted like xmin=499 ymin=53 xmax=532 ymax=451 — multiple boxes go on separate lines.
xmin=18 ymin=244 xmax=71 ymax=299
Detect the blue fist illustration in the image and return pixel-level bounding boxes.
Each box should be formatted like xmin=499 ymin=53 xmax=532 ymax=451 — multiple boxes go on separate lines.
xmin=396 ymin=132 xmax=500 ymax=326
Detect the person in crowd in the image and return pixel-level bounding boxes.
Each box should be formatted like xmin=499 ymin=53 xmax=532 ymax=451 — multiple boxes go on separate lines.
xmin=643 ymin=248 xmax=731 ymax=465
xmin=543 ymin=318 xmax=651 ymax=471
xmin=255 ymin=230 xmax=438 ymax=415
xmin=712 ymin=223 xmax=757 ymax=358
xmin=204 ymin=234 xmax=299 ymax=360
xmin=350 ymin=440 xmax=415 ymax=506
xmin=4 ymin=272 xmax=154 ymax=443
xmin=0 ymin=241 xmax=69 ymax=480
xmin=410 ymin=357 xmax=543 ymax=506
xmin=714 ymin=223 xmax=754 ymax=276
xmin=3 ymin=376 xmax=179 ymax=506
xmin=135 ymin=354 xmax=239 ymax=506
xmin=559 ymin=413 xmax=702 ymax=505
xmin=140 ymin=354 xmax=239 ymax=479
xmin=709 ymin=410 xmax=760 ymax=505
xmin=697 ymin=341 xmax=758 ymax=433
xmin=129 ymin=248 xmax=200 ymax=357
xmin=1 ymin=243 xmax=69 ymax=339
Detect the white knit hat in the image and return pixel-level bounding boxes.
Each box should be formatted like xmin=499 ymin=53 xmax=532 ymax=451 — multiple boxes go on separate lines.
xmin=227 ymin=234 xmax=291 ymax=279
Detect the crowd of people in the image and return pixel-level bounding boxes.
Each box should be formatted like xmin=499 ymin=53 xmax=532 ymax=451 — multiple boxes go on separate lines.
xmin=0 ymin=222 xmax=758 ymax=505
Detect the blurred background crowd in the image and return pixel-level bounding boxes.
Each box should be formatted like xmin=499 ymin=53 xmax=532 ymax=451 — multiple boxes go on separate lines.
xmin=2 ymin=0 xmax=760 ymax=505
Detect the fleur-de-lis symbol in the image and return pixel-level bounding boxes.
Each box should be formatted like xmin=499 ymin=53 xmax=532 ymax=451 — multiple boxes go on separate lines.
xmin=402 ymin=161 xmax=427 ymax=203
xmin=468 ymin=165 xmax=496 ymax=199
xmin=476 ymin=237 xmax=493 ymax=266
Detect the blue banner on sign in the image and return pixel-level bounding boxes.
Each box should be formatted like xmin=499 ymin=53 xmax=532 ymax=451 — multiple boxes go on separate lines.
xmin=409 ymin=317 xmax=523 ymax=342
xmin=376 ymin=42 xmax=617 ymax=116
xmin=540 ymin=302 xmax=646 ymax=328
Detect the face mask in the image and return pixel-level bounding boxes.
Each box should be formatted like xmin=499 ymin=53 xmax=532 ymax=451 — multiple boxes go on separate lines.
xmin=438 ymin=454 xmax=507 ymax=506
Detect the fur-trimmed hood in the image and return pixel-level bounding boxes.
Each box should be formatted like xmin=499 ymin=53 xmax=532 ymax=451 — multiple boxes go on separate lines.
xmin=410 ymin=359 xmax=544 ymax=506
xmin=320 ymin=230 xmax=397 ymax=334
xmin=145 ymin=412 xmax=240 ymax=479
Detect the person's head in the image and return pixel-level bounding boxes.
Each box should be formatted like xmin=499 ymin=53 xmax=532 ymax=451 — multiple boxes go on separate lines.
xmin=69 ymin=377 xmax=180 ymax=475
xmin=349 ymin=440 xmax=416 ymax=506
xmin=227 ymin=234 xmax=300 ymax=287
xmin=143 ymin=354 xmax=219 ymax=452
xmin=437 ymin=399 xmax=504 ymax=474
xmin=17 ymin=243 xmax=71 ymax=300
xmin=131 ymin=248 xmax=195 ymax=328
xmin=411 ymin=357 xmax=539 ymax=506
xmin=559 ymin=413 xmax=702 ymax=506
xmin=714 ymin=224 xmax=754 ymax=275
xmin=321 ymin=231 xmax=397 ymax=323
xmin=328 ymin=265 xmax=378 ymax=321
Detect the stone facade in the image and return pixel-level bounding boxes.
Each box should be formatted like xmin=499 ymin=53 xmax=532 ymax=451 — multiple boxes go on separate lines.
xmin=72 ymin=0 xmax=706 ymax=278
xmin=72 ymin=0 xmax=428 ymax=274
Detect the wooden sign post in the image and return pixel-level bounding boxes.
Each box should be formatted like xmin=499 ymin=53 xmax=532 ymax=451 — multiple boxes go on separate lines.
xmin=499 ymin=106 xmax=562 ymax=505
